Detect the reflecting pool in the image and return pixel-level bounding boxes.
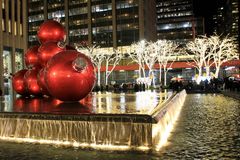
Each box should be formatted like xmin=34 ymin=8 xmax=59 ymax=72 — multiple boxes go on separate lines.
xmin=0 ymin=91 xmax=172 ymax=115
xmin=0 ymin=94 xmax=239 ymax=159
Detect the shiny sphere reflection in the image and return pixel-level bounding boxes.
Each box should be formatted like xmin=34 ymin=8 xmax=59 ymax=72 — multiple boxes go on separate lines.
xmin=37 ymin=68 xmax=50 ymax=96
xmin=12 ymin=69 xmax=29 ymax=96
xmin=38 ymin=41 xmax=66 ymax=67
xmin=24 ymin=68 xmax=42 ymax=96
xmin=45 ymin=50 xmax=96 ymax=101
xmin=24 ymin=46 xmax=41 ymax=69
xmin=37 ymin=20 xmax=66 ymax=44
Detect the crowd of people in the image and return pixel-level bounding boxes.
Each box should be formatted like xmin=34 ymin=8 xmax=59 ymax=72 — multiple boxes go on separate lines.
xmin=223 ymin=77 xmax=240 ymax=92
xmin=169 ymin=77 xmax=240 ymax=93
xmin=92 ymin=75 xmax=240 ymax=94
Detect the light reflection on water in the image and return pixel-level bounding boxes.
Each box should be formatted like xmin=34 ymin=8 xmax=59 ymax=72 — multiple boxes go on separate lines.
xmin=0 ymin=94 xmax=239 ymax=159
xmin=0 ymin=93 xmax=238 ymax=159
xmin=0 ymin=90 xmax=172 ymax=115
xmin=158 ymin=94 xmax=240 ymax=159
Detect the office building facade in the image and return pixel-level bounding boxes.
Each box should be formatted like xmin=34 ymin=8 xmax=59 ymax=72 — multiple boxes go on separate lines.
xmin=156 ymin=0 xmax=204 ymax=44
xmin=0 ymin=0 xmax=28 ymax=95
xmin=213 ymin=0 xmax=239 ymax=50
xmin=27 ymin=0 xmax=157 ymax=85
xmin=28 ymin=0 xmax=157 ymax=50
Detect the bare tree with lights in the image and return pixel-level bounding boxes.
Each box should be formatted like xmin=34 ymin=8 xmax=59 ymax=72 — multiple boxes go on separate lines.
xmin=208 ymin=35 xmax=239 ymax=78
xmin=143 ymin=41 xmax=158 ymax=87
xmin=127 ymin=40 xmax=147 ymax=79
xmin=153 ymin=40 xmax=165 ymax=85
xmin=154 ymin=40 xmax=179 ymax=86
xmin=75 ymin=44 xmax=106 ymax=86
xmin=185 ymin=37 xmax=209 ymax=82
xmin=162 ymin=41 xmax=179 ymax=86
xmin=105 ymin=49 xmax=123 ymax=85
xmin=75 ymin=43 xmax=99 ymax=57
xmin=200 ymin=35 xmax=215 ymax=77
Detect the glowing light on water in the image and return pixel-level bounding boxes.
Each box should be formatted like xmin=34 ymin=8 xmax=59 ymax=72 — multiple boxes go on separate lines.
xmin=120 ymin=93 xmax=126 ymax=113
xmin=136 ymin=91 xmax=159 ymax=114
xmin=0 ymin=90 xmax=186 ymax=152
xmin=152 ymin=90 xmax=186 ymax=151
xmin=154 ymin=103 xmax=183 ymax=151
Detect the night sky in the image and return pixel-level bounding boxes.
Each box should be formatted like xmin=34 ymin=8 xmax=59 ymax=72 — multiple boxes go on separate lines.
xmin=193 ymin=0 xmax=218 ymax=35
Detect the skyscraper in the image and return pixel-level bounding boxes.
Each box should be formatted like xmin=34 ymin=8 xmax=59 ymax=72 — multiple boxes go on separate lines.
xmin=28 ymin=0 xmax=157 ymax=51
xmin=156 ymin=0 xmax=204 ymax=44
xmin=213 ymin=0 xmax=239 ymax=50
xmin=0 ymin=0 xmax=28 ymax=95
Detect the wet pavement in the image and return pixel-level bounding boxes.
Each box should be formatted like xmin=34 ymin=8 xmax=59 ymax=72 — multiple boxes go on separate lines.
xmin=159 ymin=94 xmax=240 ymax=159
xmin=0 ymin=93 xmax=239 ymax=159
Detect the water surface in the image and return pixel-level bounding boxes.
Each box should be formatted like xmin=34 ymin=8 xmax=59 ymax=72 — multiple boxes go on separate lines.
xmin=0 ymin=94 xmax=239 ymax=159
xmin=0 ymin=91 xmax=171 ymax=115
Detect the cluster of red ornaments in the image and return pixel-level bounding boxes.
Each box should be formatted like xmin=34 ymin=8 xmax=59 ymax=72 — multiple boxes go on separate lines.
xmin=12 ymin=20 xmax=96 ymax=101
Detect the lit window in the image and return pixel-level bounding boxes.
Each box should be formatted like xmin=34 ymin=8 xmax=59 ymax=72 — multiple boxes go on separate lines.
xmin=69 ymin=28 xmax=88 ymax=36
xmin=29 ymin=14 xmax=44 ymax=22
xmin=92 ymin=4 xmax=112 ymax=12
xmin=69 ymin=7 xmax=87 ymax=16
xmin=48 ymin=10 xmax=65 ymax=19
xmin=29 ymin=35 xmax=37 ymax=42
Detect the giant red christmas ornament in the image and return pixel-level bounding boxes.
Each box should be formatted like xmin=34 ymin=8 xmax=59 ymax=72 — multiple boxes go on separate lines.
xmin=37 ymin=68 xmax=50 ymax=96
xmin=24 ymin=68 xmax=42 ymax=96
xmin=12 ymin=69 xmax=29 ymax=95
xmin=45 ymin=50 xmax=96 ymax=101
xmin=24 ymin=46 xmax=41 ymax=69
xmin=38 ymin=41 xmax=66 ymax=67
xmin=37 ymin=20 xmax=66 ymax=44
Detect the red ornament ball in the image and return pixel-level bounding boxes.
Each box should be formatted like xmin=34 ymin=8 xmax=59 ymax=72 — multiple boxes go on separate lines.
xmin=37 ymin=68 xmax=50 ymax=96
xmin=37 ymin=20 xmax=66 ymax=44
xmin=45 ymin=50 xmax=96 ymax=101
xmin=38 ymin=41 xmax=66 ymax=67
xmin=24 ymin=46 xmax=41 ymax=69
xmin=24 ymin=68 xmax=42 ymax=96
xmin=12 ymin=69 xmax=29 ymax=95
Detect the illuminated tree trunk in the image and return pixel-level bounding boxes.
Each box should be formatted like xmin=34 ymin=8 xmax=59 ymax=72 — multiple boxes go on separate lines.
xmin=164 ymin=67 xmax=167 ymax=86
xmin=159 ymin=64 xmax=162 ymax=84
xmin=141 ymin=67 xmax=146 ymax=78
xmin=105 ymin=60 xmax=109 ymax=86
xmin=138 ymin=67 xmax=141 ymax=78
xmin=97 ymin=65 xmax=101 ymax=86
xmin=199 ymin=67 xmax=202 ymax=77
xmin=205 ymin=66 xmax=210 ymax=77
xmin=215 ymin=67 xmax=220 ymax=78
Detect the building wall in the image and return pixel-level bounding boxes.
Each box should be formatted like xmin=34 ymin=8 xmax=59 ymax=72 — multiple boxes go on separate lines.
xmin=28 ymin=0 xmax=157 ymax=49
xmin=0 ymin=0 xmax=28 ymax=95
xmin=156 ymin=0 xmax=204 ymax=44
xmin=143 ymin=0 xmax=157 ymax=41
xmin=213 ymin=0 xmax=239 ymax=50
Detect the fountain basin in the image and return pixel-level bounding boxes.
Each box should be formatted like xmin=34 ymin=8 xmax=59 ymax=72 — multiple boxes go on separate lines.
xmin=0 ymin=90 xmax=186 ymax=151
